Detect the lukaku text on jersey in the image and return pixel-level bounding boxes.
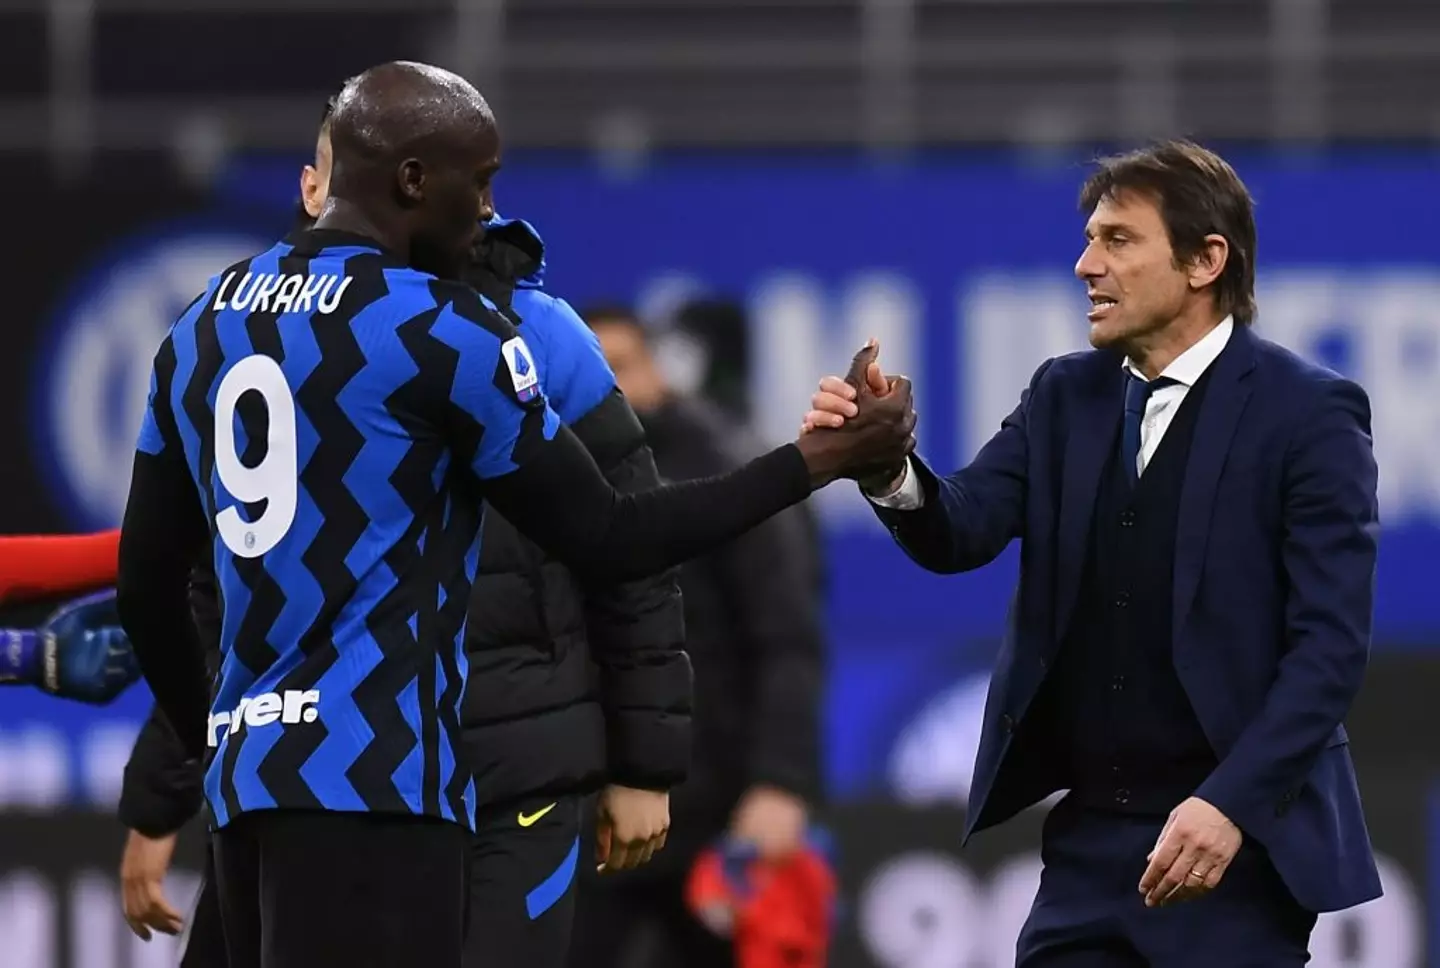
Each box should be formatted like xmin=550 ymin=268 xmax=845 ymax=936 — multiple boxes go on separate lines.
xmin=134 ymin=229 xmax=559 ymax=829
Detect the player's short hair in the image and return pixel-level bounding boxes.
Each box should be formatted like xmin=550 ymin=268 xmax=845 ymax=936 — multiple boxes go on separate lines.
xmin=319 ymin=94 xmax=338 ymax=135
xmin=1079 ymin=139 xmax=1257 ymax=326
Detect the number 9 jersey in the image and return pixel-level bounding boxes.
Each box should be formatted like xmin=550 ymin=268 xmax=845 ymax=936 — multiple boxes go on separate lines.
xmin=133 ymin=228 xmax=561 ymax=831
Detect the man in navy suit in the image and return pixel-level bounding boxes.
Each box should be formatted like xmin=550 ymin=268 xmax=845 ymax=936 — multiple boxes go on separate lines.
xmin=805 ymin=140 xmax=1380 ymax=965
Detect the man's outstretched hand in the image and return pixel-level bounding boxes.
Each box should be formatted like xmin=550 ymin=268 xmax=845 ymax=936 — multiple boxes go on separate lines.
xmin=794 ymin=339 xmax=915 ymax=492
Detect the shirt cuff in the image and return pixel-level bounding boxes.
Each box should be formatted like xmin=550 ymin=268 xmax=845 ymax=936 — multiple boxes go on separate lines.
xmin=864 ymin=458 xmax=924 ymax=510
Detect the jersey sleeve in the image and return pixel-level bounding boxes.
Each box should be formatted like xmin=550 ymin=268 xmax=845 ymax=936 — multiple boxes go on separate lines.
xmin=135 ymin=337 xmax=181 ymax=458
xmin=524 ymin=293 xmax=618 ymax=425
xmin=434 ymin=298 xmax=562 ymax=480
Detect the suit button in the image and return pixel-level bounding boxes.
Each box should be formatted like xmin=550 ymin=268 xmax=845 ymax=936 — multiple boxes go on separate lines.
xmin=1115 ymin=789 xmax=1130 ymax=805
xmin=1111 ymin=676 xmax=1125 ymax=691
xmin=1120 ymin=510 xmax=1135 ymax=527
xmin=1001 ymin=714 xmax=1015 ymax=733
xmin=1115 ymin=592 xmax=1130 ymax=607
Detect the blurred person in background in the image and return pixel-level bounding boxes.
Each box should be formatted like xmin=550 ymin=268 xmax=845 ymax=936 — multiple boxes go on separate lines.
xmin=660 ymin=298 xmax=753 ymax=425
xmin=570 ymin=305 xmax=826 ymax=968
xmin=119 ymin=91 xmax=690 ymax=968
xmin=805 ymin=140 xmax=1379 ymax=966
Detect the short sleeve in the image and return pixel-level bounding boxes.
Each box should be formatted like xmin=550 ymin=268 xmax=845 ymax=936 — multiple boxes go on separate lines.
xmin=519 ymin=293 xmax=617 ymax=425
xmin=435 ymin=302 xmax=562 ymax=480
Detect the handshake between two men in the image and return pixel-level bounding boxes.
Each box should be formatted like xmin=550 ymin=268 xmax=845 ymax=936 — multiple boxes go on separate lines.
xmin=798 ymin=339 xmax=912 ymax=496
xmin=794 ymin=339 xmax=915 ymax=488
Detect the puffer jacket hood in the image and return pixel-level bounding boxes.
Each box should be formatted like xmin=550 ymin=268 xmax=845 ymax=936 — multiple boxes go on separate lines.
xmin=478 ymin=214 xmax=546 ymax=290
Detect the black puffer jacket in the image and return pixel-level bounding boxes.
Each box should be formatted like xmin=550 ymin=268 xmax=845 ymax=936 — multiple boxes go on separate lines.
xmin=459 ymin=220 xmax=690 ymax=804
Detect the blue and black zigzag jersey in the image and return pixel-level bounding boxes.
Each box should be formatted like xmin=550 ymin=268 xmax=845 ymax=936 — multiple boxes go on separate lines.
xmin=134 ymin=228 xmax=560 ymax=829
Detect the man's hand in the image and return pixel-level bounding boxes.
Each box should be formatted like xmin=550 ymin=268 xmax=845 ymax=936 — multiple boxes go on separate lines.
xmin=120 ymin=829 xmax=185 ymax=940
xmin=793 ymin=340 xmax=916 ymax=488
xmin=595 ymin=784 xmax=670 ymax=874
xmin=799 ymin=355 xmax=890 ymax=433
xmin=729 ymin=785 xmax=808 ymax=859
xmin=1138 ymin=797 xmax=1243 ymax=907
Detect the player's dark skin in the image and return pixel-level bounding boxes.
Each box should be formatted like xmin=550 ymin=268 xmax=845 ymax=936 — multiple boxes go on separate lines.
xmin=315 ymin=62 xmax=499 ymax=281
xmin=315 ymin=61 xmax=914 ymax=487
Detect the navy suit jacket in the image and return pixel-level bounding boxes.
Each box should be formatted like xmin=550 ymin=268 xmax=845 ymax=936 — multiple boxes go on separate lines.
xmin=873 ymin=324 xmax=1381 ymax=913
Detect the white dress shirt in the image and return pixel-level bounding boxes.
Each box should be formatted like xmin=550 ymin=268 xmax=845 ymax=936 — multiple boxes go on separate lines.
xmin=869 ymin=317 xmax=1235 ymax=510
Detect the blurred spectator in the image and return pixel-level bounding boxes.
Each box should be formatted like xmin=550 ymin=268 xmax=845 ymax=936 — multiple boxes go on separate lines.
xmin=568 ymin=305 xmax=827 ymax=968
xmin=663 ymin=298 xmax=753 ymax=424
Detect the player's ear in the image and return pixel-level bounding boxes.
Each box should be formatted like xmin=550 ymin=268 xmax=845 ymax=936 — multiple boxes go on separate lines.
xmin=300 ymin=165 xmax=323 ymax=219
xmin=396 ymin=158 xmax=425 ymax=205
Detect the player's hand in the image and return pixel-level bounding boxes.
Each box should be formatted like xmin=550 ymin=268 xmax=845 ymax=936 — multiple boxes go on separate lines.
xmin=1139 ymin=796 xmax=1243 ymax=907
xmin=595 ymin=784 xmax=670 ymax=874
xmin=729 ymin=785 xmax=808 ymax=859
xmin=798 ymin=359 xmax=890 ymax=434
xmin=42 ymin=589 xmax=141 ymax=704
xmin=793 ymin=340 xmax=917 ymax=489
xmin=120 ymin=829 xmax=185 ymax=940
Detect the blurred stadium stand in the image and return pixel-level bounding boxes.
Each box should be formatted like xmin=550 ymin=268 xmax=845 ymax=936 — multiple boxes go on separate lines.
xmin=2 ymin=0 xmax=1440 ymax=168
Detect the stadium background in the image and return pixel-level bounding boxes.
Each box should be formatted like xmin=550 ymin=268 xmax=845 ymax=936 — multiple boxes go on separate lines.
xmin=0 ymin=1 xmax=1438 ymax=965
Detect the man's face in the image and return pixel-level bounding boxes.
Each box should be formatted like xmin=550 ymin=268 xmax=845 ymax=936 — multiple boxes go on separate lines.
xmin=593 ymin=320 xmax=667 ymax=413
xmin=300 ymin=129 xmax=332 ymax=220
xmin=408 ymin=123 xmax=501 ymax=278
xmin=1074 ymin=190 xmax=1192 ymax=351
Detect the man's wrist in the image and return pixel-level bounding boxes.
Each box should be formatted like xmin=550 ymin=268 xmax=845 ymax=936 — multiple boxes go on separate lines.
xmin=0 ymin=630 xmax=42 ymax=685
xmin=860 ymin=461 xmax=908 ymax=498
xmin=791 ymin=436 xmax=837 ymax=489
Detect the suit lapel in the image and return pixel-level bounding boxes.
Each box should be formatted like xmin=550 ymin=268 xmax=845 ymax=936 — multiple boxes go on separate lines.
xmin=1171 ymin=326 xmax=1257 ymax=644
xmin=1053 ymin=362 xmax=1123 ymax=640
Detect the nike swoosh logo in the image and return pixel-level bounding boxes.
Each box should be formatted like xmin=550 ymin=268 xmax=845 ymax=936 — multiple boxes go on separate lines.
xmin=518 ymin=802 xmax=558 ymax=827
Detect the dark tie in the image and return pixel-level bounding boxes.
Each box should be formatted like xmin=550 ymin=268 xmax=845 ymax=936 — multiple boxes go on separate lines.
xmin=1123 ymin=374 xmax=1177 ymax=486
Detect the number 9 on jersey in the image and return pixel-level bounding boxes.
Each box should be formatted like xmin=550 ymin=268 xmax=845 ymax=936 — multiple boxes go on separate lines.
xmin=214 ymin=354 xmax=299 ymax=559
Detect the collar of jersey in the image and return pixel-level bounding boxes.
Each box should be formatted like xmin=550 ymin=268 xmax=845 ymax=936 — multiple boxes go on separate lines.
xmin=283 ymin=227 xmax=404 ymax=264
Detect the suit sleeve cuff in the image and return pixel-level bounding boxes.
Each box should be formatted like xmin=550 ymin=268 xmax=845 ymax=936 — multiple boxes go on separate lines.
xmin=865 ymin=458 xmax=923 ymax=509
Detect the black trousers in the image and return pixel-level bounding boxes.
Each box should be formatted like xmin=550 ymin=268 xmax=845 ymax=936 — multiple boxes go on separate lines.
xmin=211 ymin=808 xmax=469 ymax=968
xmin=463 ymin=793 xmax=582 ymax=968
xmin=178 ymin=842 xmax=228 ymax=968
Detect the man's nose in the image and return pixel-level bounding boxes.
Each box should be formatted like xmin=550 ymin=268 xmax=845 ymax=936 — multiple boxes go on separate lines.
xmin=1075 ymin=243 xmax=1103 ymax=280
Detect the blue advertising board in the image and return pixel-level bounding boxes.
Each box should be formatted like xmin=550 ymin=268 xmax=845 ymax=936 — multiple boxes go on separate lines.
xmin=9 ymin=150 xmax=1440 ymax=806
